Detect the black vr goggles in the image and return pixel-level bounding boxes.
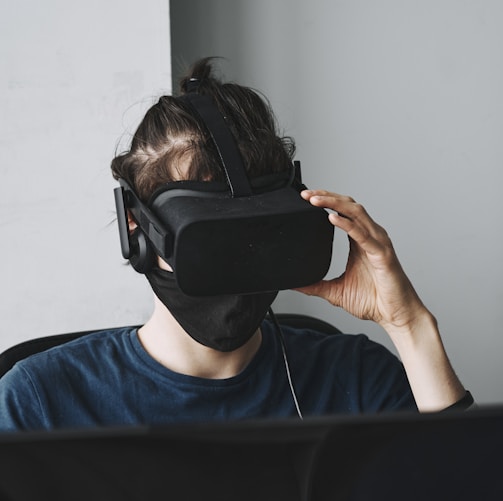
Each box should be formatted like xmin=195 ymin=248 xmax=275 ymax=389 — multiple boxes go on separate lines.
xmin=114 ymin=92 xmax=334 ymax=296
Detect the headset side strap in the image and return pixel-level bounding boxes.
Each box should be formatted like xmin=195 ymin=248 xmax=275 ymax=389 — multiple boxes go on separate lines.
xmin=114 ymin=186 xmax=132 ymax=259
xmin=118 ymin=179 xmax=174 ymax=260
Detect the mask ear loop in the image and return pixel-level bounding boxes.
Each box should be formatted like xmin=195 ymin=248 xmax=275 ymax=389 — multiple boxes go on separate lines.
xmin=268 ymin=307 xmax=304 ymax=420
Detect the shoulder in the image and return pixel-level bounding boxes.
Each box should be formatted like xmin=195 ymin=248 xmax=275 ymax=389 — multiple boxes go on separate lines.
xmin=262 ymin=319 xmax=416 ymax=412
xmin=262 ymin=318 xmax=400 ymax=379
xmin=0 ymin=326 xmax=138 ymax=430
xmin=1 ymin=326 xmax=138 ymax=385
xmin=263 ymin=318 xmax=391 ymax=360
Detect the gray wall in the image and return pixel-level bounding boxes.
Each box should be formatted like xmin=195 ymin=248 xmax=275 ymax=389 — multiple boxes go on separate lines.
xmin=171 ymin=0 xmax=503 ymax=405
xmin=1 ymin=1 xmax=171 ymax=350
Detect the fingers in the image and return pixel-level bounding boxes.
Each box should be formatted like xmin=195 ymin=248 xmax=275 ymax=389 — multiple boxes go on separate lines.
xmin=301 ymin=189 xmax=391 ymax=257
xmin=301 ymin=190 xmax=367 ymax=220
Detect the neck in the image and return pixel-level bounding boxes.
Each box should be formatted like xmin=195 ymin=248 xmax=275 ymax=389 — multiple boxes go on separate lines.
xmin=138 ymin=295 xmax=262 ymax=379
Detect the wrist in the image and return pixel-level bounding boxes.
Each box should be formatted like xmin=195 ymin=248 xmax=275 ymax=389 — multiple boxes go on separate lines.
xmin=381 ymin=306 xmax=437 ymax=343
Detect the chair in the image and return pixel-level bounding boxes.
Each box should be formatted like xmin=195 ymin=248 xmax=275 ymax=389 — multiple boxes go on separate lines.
xmin=0 ymin=313 xmax=341 ymax=378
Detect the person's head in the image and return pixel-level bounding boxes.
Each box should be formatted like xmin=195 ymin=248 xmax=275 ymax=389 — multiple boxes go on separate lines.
xmin=109 ymin=59 xmax=333 ymax=352
xmin=111 ymin=57 xmax=295 ymax=201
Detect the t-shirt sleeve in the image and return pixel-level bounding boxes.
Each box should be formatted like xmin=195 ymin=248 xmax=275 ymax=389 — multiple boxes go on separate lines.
xmin=0 ymin=364 xmax=47 ymax=431
xmin=354 ymin=336 xmax=417 ymax=413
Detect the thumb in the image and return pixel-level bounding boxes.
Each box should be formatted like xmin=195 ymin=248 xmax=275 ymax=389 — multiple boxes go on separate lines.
xmin=294 ymin=277 xmax=343 ymax=306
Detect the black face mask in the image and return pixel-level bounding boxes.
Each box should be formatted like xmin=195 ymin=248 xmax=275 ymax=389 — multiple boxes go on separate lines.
xmin=145 ymin=268 xmax=278 ymax=352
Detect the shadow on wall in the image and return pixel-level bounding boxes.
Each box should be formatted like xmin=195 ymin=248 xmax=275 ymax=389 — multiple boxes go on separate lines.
xmin=170 ymin=0 xmax=245 ymax=88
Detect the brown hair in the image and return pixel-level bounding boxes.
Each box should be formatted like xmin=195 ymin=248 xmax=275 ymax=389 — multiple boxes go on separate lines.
xmin=111 ymin=57 xmax=295 ymax=201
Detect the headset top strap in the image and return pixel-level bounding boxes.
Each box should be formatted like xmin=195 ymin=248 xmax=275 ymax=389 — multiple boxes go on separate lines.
xmin=180 ymin=93 xmax=253 ymax=198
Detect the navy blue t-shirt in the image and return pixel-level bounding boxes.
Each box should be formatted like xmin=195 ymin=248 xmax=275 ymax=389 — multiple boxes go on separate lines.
xmin=0 ymin=321 xmax=416 ymax=431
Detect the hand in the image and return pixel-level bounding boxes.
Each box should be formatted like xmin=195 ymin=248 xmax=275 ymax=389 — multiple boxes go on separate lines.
xmin=296 ymin=190 xmax=468 ymax=411
xmin=296 ymin=190 xmax=426 ymax=332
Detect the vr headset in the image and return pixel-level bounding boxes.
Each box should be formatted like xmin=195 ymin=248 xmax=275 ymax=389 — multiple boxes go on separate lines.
xmin=114 ymin=92 xmax=334 ymax=296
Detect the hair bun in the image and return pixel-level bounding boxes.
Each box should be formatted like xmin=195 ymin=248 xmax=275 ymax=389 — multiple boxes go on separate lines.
xmin=184 ymin=77 xmax=200 ymax=93
xmin=180 ymin=57 xmax=219 ymax=94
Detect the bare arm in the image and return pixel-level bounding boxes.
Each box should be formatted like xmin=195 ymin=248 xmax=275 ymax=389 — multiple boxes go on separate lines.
xmin=296 ymin=190 xmax=466 ymax=412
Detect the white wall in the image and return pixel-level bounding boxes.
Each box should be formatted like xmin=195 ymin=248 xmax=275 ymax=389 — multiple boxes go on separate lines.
xmin=1 ymin=0 xmax=171 ymax=351
xmin=171 ymin=0 xmax=503 ymax=405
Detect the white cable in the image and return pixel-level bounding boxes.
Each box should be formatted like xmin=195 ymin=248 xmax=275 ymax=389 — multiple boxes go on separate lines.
xmin=268 ymin=308 xmax=303 ymax=420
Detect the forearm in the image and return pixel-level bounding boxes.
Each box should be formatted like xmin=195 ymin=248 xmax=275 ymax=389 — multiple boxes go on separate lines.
xmin=383 ymin=309 xmax=466 ymax=412
xmin=299 ymin=190 xmax=471 ymax=412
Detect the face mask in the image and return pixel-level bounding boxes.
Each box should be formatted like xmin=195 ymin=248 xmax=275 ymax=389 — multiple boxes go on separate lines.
xmin=145 ymin=268 xmax=278 ymax=352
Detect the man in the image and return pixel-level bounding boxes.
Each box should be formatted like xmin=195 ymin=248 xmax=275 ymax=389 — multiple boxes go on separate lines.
xmin=0 ymin=58 xmax=472 ymax=430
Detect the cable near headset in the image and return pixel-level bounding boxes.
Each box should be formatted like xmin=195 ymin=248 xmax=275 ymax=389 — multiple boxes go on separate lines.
xmin=268 ymin=307 xmax=304 ymax=419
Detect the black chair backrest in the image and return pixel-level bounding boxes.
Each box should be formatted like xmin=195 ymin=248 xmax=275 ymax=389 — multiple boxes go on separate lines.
xmin=268 ymin=313 xmax=341 ymax=336
xmin=0 ymin=313 xmax=340 ymax=378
